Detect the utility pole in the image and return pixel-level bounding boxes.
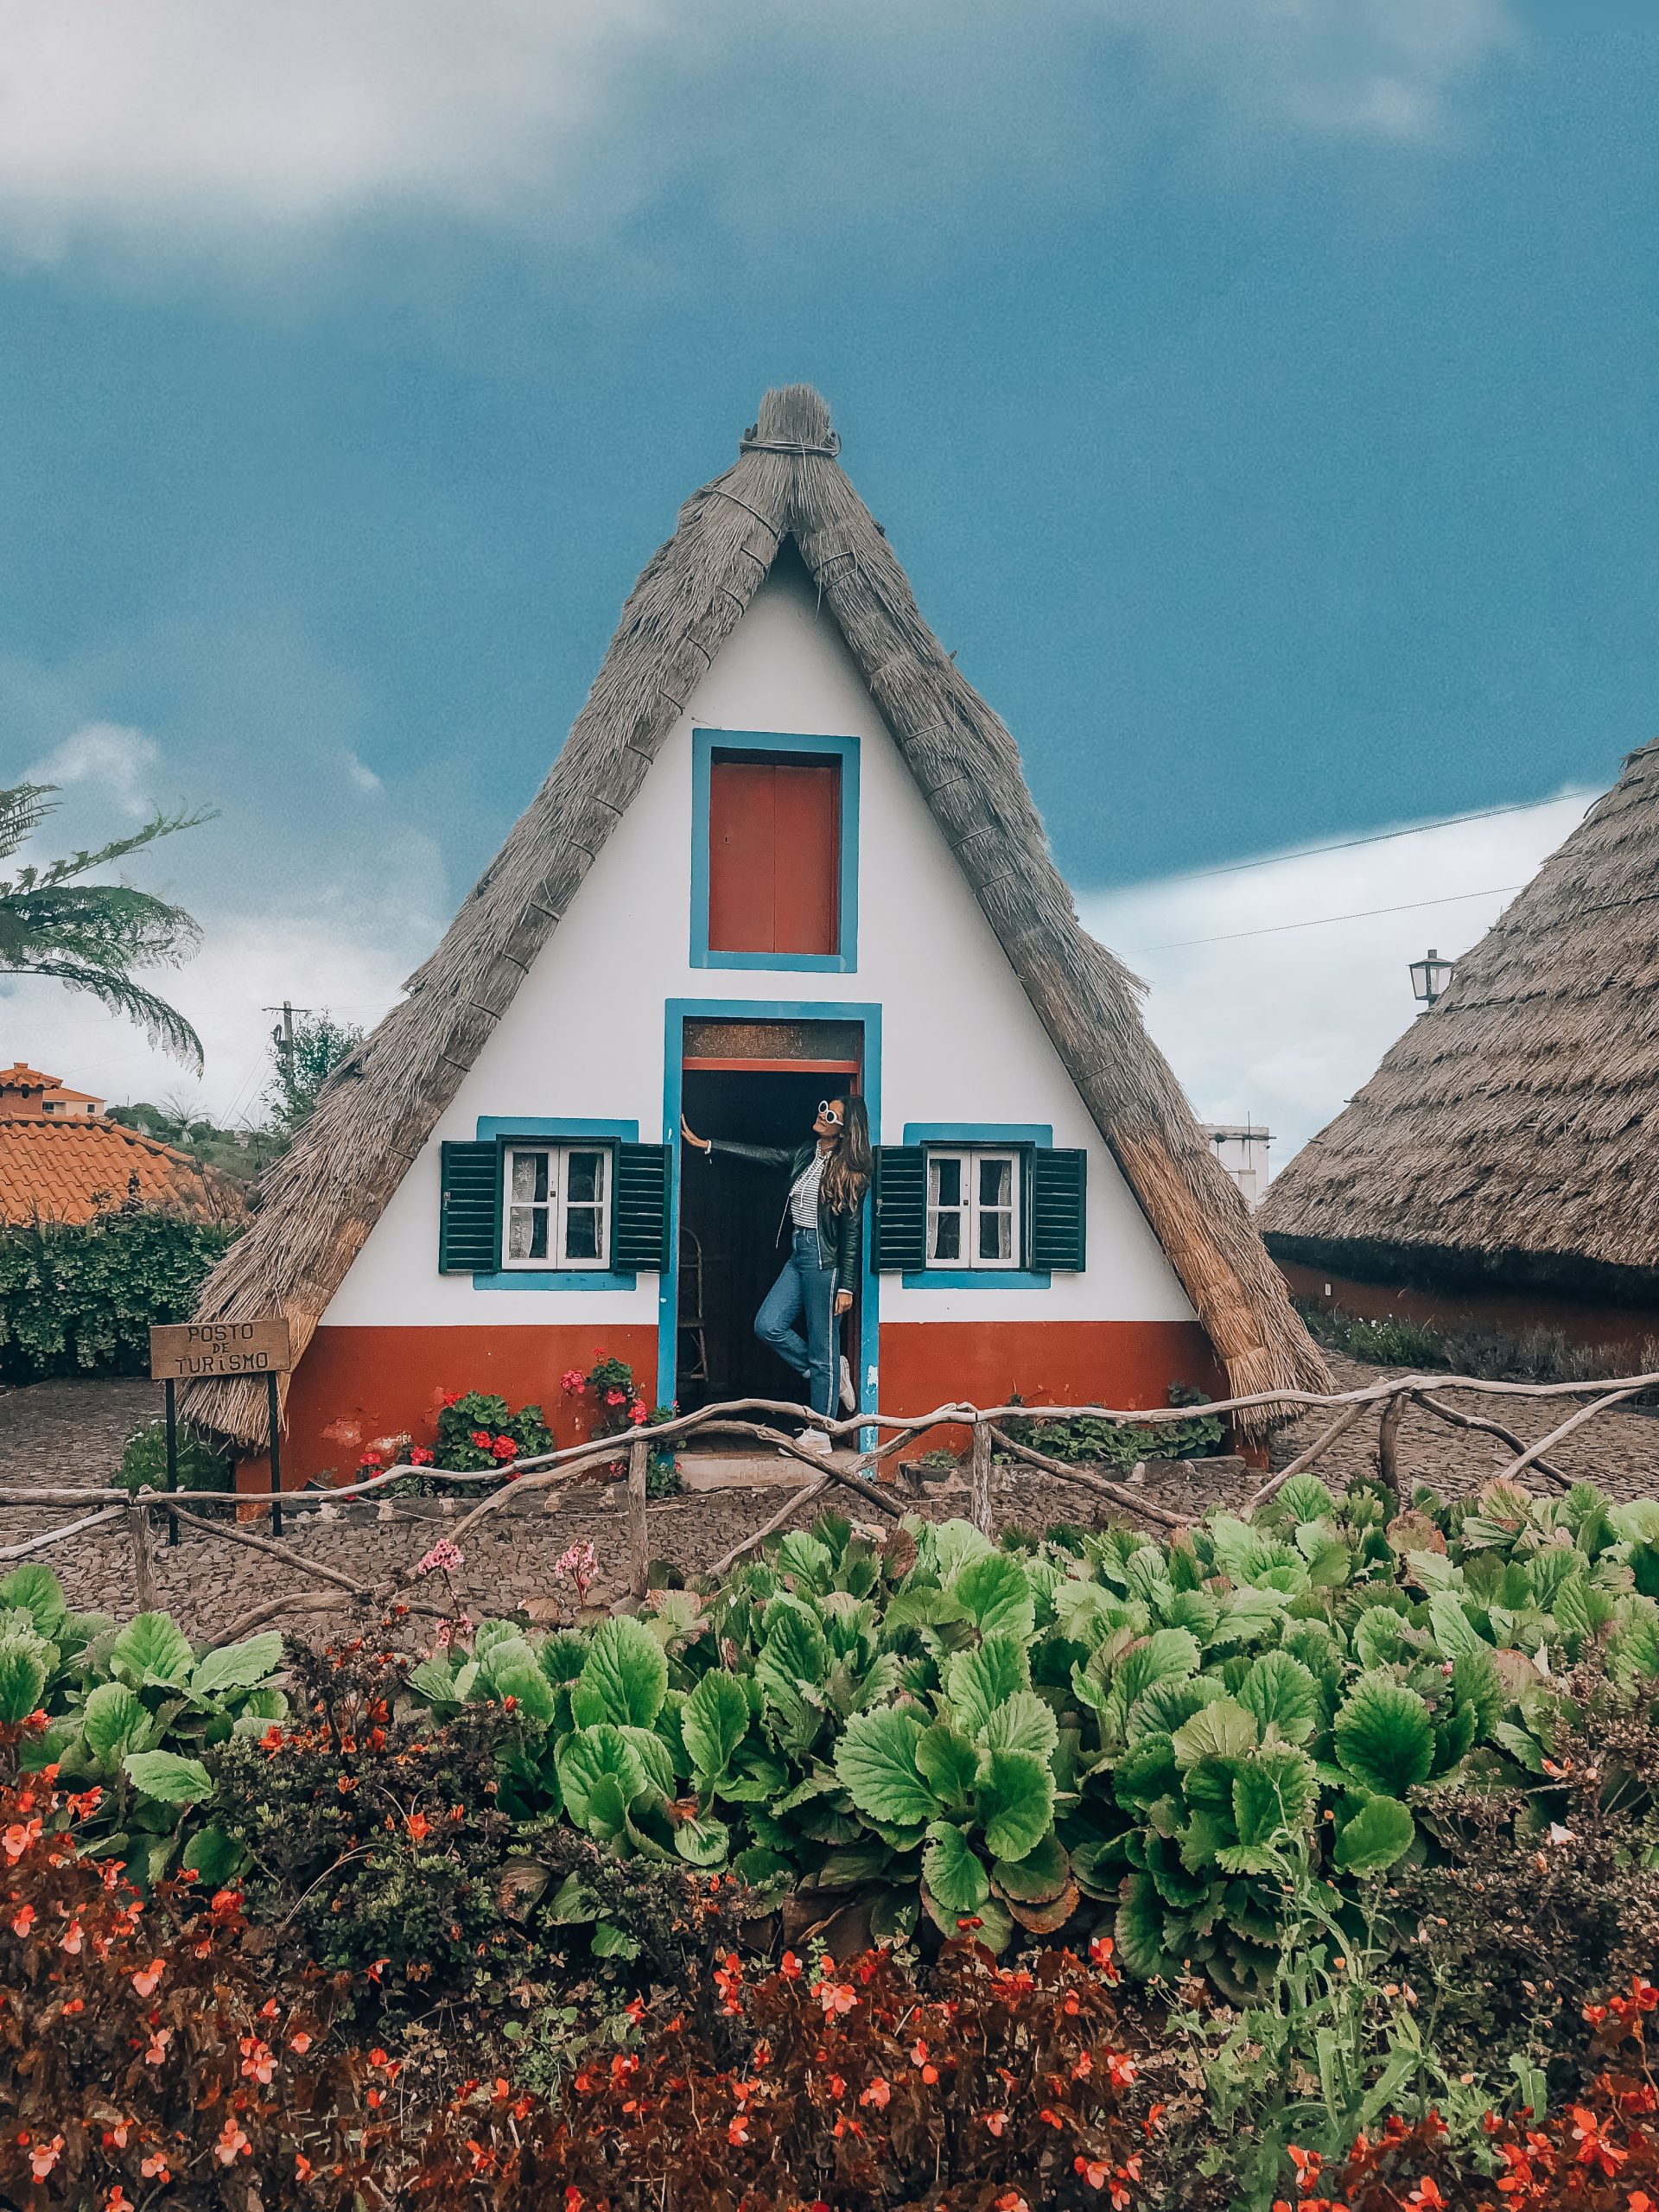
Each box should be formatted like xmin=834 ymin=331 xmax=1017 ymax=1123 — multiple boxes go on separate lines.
xmin=264 ymin=1001 xmax=312 ymax=1071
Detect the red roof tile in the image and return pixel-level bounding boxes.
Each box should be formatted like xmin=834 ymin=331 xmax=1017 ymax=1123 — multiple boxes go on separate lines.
xmin=0 ymin=1117 xmax=251 ymax=1227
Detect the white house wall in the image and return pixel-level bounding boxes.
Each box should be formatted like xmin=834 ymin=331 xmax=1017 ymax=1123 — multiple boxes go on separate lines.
xmin=324 ymin=562 xmax=1197 ymax=1332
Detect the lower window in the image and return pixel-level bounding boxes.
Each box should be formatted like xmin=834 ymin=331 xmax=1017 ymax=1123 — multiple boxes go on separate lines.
xmin=504 ymin=1143 xmax=611 ymax=1268
xmin=925 ymin=1147 xmax=1021 ymax=1269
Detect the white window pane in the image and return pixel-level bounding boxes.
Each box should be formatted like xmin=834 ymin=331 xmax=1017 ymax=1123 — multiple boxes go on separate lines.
xmin=511 ymin=1152 xmax=549 ymax=1204
xmin=508 ymin=1207 xmax=548 ymax=1262
xmin=567 ymin=1149 xmax=603 ymax=1205
xmin=977 ymin=1207 xmax=1012 ymax=1262
xmin=929 ymin=1155 xmax=962 ymax=1207
xmin=977 ymin=1155 xmax=1011 ymax=1209
xmin=930 ymin=1210 xmax=962 ymax=1262
xmin=564 ymin=1207 xmax=601 ymax=1262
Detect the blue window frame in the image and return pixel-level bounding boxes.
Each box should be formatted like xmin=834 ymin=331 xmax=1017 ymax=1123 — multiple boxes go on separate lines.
xmin=900 ymin=1122 xmax=1054 ymax=1289
xmin=690 ymin=727 xmax=860 ymax=972
xmin=467 ymin=1117 xmax=641 ymax=1290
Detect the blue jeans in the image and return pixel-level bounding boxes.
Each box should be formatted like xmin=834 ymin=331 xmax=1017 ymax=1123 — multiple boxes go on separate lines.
xmin=755 ymin=1228 xmax=838 ymax=1420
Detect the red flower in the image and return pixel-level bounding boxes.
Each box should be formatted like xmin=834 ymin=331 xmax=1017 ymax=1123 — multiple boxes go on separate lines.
xmin=469 ymin=1429 xmax=493 ymax=1449
xmin=410 ymin=1446 xmax=435 ymax=1466
xmin=440 ymin=1389 xmax=463 ymax=1406
xmin=491 ymin=1434 xmax=518 ymax=1460
xmin=629 ymin=1401 xmax=648 ymax=1424
xmin=606 ymin=1389 xmax=626 ymax=1407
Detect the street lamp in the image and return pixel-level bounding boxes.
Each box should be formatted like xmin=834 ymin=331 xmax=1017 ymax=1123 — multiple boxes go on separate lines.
xmin=1409 ymin=947 xmax=1455 ymax=1011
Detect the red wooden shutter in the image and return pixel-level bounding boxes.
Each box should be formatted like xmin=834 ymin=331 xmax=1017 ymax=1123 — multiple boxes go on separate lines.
xmin=708 ymin=753 xmax=840 ymax=956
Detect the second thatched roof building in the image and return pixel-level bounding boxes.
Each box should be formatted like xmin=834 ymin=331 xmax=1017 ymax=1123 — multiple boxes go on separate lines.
xmin=1262 ymin=737 xmax=1659 ymax=1354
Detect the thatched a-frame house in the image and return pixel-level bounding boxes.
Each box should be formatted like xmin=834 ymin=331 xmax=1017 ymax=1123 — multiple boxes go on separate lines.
xmin=187 ymin=385 xmax=1324 ymax=1477
xmin=1262 ymin=737 xmax=1659 ymax=1343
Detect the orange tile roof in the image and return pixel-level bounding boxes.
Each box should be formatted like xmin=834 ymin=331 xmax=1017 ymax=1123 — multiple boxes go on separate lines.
xmin=0 ymin=1116 xmax=251 ymax=1227
xmin=0 ymin=1062 xmax=55 ymax=1092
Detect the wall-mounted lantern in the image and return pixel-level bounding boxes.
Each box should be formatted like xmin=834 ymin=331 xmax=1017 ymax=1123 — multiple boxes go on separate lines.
xmin=1409 ymin=947 xmax=1455 ymax=1011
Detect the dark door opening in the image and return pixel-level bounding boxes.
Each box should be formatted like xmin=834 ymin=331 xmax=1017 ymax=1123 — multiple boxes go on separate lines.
xmin=677 ymin=1065 xmax=858 ymax=1421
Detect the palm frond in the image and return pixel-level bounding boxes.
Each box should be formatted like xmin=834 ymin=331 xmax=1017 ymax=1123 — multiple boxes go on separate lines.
xmin=10 ymin=802 xmax=218 ymax=892
xmin=19 ymin=958 xmax=204 ymax=1071
xmin=0 ymin=783 xmax=56 ymax=863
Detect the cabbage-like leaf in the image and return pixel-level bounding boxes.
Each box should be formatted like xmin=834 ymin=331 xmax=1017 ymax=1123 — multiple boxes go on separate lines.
xmin=1237 ymin=1651 xmax=1321 ymax=1745
xmin=1231 ymin=1745 xmax=1318 ymax=1849
xmin=1451 ymin=1642 xmax=1505 ymax=1736
xmin=557 ymin=1724 xmax=647 ymax=1829
xmin=570 ymin=1618 xmax=668 ymax=1729
xmin=683 ymin=1671 xmax=749 ymax=1783
xmin=1278 ymin=1474 xmax=1337 ymax=1522
xmin=1333 ymin=1793 xmax=1415 ymax=1873
xmin=0 ymin=1639 xmax=48 ymax=1725
xmin=975 ymin=1747 xmax=1052 ymax=1861
xmin=406 ymin=1658 xmax=460 ymax=1711
xmin=620 ymin=1725 xmax=677 ymax=1797
xmin=0 ymin=1561 xmax=67 ymax=1637
xmin=673 ymin=1814 xmax=730 ymax=1866
xmin=1109 ymin=1628 xmax=1200 ymax=1718
xmin=189 ymin=1632 xmax=283 ymax=1698
xmin=1128 ymin=1675 xmax=1224 ymax=1744
xmin=923 ymin=1820 xmax=990 ymax=1912
xmin=834 ymin=1707 xmax=933 ymax=1825
xmin=951 ymin=1552 xmax=1035 ymax=1641
xmin=82 ymin=1680 xmax=153 ymax=1764
xmin=915 ymin=1722 xmax=981 ymax=1809
xmin=1172 ymin=1697 xmax=1256 ymax=1770
xmin=1427 ymin=1593 xmax=1484 ymax=1661
xmin=991 ymin=1829 xmax=1071 ymax=1904
xmin=1115 ymin=1872 xmax=1172 ymax=1980
xmin=181 ymin=1827 xmax=244 ymax=1883
xmin=777 ymin=1529 xmax=834 ymax=1591
xmin=1333 ymin=1675 xmax=1434 ymax=1797
xmin=758 ymin=1601 xmax=830 ymax=1694
xmin=492 ymin=1663 xmax=560 ymax=1726
xmin=123 ymin=1750 xmax=213 ymax=1803
xmin=983 ymin=1690 xmax=1059 ymax=1763
xmin=108 ymin=1611 xmax=194 ymax=1688
xmin=946 ymin=1633 xmax=1029 ymax=1738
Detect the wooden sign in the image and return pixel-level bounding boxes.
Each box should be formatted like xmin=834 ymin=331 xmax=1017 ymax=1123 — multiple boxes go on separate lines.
xmin=149 ymin=1318 xmax=292 ymax=1382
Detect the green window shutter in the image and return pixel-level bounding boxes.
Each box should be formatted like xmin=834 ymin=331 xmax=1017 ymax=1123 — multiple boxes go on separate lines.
xmin=613 ymin=1142 xmax=671 ymax=1271
xmin=872 ymin=1145 xmax=926 ymax=1272
xmin=439 ymin=1141 xmax=499 ymax=1274
xmin=1029 ymin=1147 xmax=1087 ymax=1272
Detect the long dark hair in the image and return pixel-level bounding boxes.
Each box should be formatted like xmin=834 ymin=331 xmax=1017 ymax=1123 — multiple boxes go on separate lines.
xmin=821 ymin=1094 xmax=872 ymax=1216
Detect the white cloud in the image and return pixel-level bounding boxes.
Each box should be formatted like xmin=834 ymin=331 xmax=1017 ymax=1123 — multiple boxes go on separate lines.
xmin=27 ymin=721 xmax=159 ymax=819
xmin=0 ymin=0 xmax=1515 ymax=266
xmin=345 ymin=752 xmax=383 ymax=794
xmin=1079 ymin=787 xmax=1594 ymax=1176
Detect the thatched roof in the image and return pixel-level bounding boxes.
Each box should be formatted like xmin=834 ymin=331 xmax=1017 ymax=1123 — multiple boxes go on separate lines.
xmin=187 ymin=385 xmax=1325 ymax=1446
xmin=1262 ymin=737 xmax=1659 ymax=1306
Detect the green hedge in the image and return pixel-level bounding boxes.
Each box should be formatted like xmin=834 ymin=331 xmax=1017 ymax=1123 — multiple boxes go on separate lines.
xmin=0 ymin=1205 xmax=238 ymax=1382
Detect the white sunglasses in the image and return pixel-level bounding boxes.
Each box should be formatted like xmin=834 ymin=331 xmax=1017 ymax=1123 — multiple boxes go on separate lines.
xmin=817 ymin=1101 xmax=843 ymax=1125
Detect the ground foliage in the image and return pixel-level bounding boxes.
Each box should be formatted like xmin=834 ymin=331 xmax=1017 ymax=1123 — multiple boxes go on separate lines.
xmin=0 ymin=1201 xmax=238 ymax=1380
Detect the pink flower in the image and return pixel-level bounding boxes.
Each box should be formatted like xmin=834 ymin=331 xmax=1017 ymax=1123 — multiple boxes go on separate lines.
xmin=130 ymin=1957 xmax=165 ymax=1997
xmin=606 ymin=1389 xmax=626 ymax=1407
xmin=628 ymin=1401 xmax=648 ymax=1425
xmin=29 ymin=2136 xmax=64 ymax=2181
xmin=561 ymin=1370 xmax=587 ymax=1395
xmin=554 ymin=1540 xmax=598 ymax=1599
xmin=416 ymin=1539 xmax=464 ymax=1577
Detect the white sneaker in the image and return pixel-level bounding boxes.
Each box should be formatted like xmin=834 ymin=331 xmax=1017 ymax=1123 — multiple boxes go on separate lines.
xmin=799 ymin=1429 xmax=834 ymax=1457
xmin=839 ymin=1355 xmax=856 ymax=1413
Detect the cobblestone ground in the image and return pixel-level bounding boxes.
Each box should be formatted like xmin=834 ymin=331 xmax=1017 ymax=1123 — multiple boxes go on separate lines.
xmin=3 ymin=1357 xmax=1656 ymax=1642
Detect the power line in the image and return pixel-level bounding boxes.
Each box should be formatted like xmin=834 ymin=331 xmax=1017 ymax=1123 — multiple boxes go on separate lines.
xmin=1135 ymin=882 xmax=1526 ymax=953
xmin=1164 ymin=794 xmax=1589 ymax=884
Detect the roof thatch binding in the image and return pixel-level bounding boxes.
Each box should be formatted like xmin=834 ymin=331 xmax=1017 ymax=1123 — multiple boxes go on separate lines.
xmin=186 ymin=385 xmax=1326 ymax=1447
xmin=1262 ymin=738 xmax=1659 ymax=1306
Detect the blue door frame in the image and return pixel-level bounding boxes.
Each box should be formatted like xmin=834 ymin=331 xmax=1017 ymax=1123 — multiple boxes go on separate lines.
xmin=659 ymin=998 xmax=881 ymax=1433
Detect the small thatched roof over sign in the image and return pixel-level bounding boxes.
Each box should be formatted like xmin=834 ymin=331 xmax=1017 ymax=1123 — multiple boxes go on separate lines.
xmin=1262 ymin=737 xmax=1659 ymax=1306
xmin=185 ymin=385 xmax=1325 ymax=1446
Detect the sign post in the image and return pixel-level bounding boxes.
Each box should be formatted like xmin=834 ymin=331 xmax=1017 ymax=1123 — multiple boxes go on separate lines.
xmin=149 ymin=1319 xmax=294 ymax=1539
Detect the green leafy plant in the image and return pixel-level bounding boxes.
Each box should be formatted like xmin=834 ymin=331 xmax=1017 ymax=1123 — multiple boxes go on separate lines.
xmin=431 ymin=1388 xmax=555 ymax=1473
xmin=1005 ymin=1381 xmax=1226 ymax=1470
xmin=113 ymin=1415 xmax=233 ymax=1497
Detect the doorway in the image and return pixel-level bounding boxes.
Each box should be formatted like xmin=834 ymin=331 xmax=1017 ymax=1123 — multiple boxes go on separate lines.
xmin=677 ymin=1065 xmax=859 ymax=1415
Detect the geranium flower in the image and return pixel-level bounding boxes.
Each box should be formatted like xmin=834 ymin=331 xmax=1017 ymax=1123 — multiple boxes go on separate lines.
xmin=410 ymin=1446 xmax=435 ymax=1466
xmin=561 ymin=1370 xmax=587 ymax=1395
xmin=470 ymin=1428 xmax=493 ymax=1448
xmin=606 ymin=1388 xmax=626 ymax=1406
xmin=629 ymin=1401 xmax=648 ymax=1424
xmin=492 ymin=1434 xmax=518 ymax=1459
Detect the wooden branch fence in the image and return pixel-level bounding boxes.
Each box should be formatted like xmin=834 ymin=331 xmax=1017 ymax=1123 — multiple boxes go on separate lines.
xmin=3 ymin=1368 xmax=1655 ymax=1637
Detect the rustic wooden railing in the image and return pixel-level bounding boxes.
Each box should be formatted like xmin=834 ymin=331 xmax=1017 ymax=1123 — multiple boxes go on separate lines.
xmin=3 ymin=1369 xmax=1655 ymax=1639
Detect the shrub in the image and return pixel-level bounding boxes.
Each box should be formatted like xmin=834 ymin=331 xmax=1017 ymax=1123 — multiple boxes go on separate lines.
xmin=114 ymin=1417 xmax=233 ymax=1497
xmin=0 ymin=1202 xmax=237 ymax=1381
xmin=1006 ymin=1382 xmax=1226 ymax=1470
xmin=1296 ymin=1298 xmax=1659 ymax=1393
xmin=430 ymin=1389 xmax=554 ymax=1473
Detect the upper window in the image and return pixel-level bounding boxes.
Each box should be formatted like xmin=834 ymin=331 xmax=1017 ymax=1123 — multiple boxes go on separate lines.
xmin=925 ymin=1147 xmax=1022 ymax=1270
xmin=691 ymin=728 xmax=860 ymax=971
xmin=502 ymin=1142 xmax=611 ymax=1269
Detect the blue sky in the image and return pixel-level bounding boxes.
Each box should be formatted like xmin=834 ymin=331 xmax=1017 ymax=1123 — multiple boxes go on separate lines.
xmin=1 ymin=0 xmax=1655 ymax=1152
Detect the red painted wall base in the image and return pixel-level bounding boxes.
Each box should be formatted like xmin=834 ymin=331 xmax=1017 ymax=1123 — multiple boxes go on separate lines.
xmin=1278 ymin=1262 xmax=1659 ymax=1360
xmin=237 ymin=1318 xmax=1225 ymax=1492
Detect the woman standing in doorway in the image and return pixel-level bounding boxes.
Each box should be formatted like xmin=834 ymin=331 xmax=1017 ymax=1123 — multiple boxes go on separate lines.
xmin=678 ymin=1096 xmax=872 ymax=1452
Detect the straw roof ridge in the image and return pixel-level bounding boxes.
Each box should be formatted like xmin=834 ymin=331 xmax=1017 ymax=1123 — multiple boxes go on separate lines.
xmin=186 ymin=385 xmax=1325 ymax=1446
xmin=1262 ymin=734 xmax=1659 ymax=1300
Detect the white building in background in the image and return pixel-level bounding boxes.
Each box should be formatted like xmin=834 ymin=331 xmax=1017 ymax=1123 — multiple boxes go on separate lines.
xmin=1202 ymin=1122 xmax=1272 ymax=1206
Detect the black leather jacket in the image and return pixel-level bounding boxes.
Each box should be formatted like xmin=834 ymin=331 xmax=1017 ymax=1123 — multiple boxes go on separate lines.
xmin=706 ymin=1139 xmax=865 ymax=1281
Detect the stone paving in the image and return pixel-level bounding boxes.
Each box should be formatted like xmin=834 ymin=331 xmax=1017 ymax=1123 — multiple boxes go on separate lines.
xmin=3 ymin=1356 xmax=1656 ymax=1643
